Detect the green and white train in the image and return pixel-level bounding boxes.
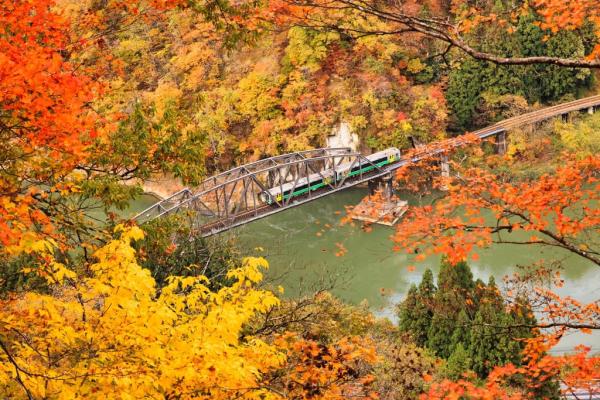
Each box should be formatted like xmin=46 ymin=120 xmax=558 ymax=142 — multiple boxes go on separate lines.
xmin=259 ymin=147 xmax=401 ymax=205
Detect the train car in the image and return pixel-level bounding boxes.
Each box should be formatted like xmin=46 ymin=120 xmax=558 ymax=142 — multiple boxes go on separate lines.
xmin=334 ymin=147 xmax=401 ymax=181
xmin=258 ymin=170 xmax=336 ymax=205
xmin=259 ymin=147 xmax=401 ymax=205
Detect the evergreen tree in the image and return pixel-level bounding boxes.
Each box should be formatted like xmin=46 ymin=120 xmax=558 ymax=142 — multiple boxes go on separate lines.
xmin=398 ymin=284 xmax=419 ymax=336
xmin=446 ymin=58 xmax=487 ymax=130
xmin=442 ymin=343 xmax=472 ymax=380
xmin=397 ymin=261 xmax=538 ymax=381
xmin=419 ymin=268 xmax=436 ymax=297
xmin=468 ymin=282 xmax=523 ymax=379
xmin=479 ymin=276 xmax=503 ymax=311
xmin=413 ymin=269 xmax=436 ymax=346
xmin=398 ymin=269 xmax=436 ymax=347
xmin=541 ymin=31 xmax=591 ymax=101
xmin=427 ymin=313 xmax=455 ymax=359
xmin=449 ymin=309 xmax=471 ymax=353
xmin=469 ymin=302 xmax=508 ymax=377
xmin=447 ymin=11 xmax=594 ymax=131
xmin=427 ymin=260 xmax=475 ymax=358
xmin=436 ymin=259 xmax=476 ymax=312
xmin=515 ymin=12 xmax=547 ymax=103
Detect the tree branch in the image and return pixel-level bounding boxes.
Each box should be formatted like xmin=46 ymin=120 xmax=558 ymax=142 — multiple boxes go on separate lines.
xmin=282 ymin=0 xmax=600 ymax=68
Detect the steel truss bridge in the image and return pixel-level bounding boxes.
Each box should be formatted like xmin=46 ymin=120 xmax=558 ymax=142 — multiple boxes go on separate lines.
xmin=134 ymin=95 xmax=600 ymax=236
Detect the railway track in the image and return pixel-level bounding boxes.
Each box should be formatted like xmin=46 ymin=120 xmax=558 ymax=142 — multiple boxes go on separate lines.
xmin=135 ymin=94 xmax=600 ymax=236
xmin=473 ymin=94 xmax=600 ymax=138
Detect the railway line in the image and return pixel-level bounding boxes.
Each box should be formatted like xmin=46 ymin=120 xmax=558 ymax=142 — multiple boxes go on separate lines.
xmin=134 ymin=94 xmax=600 ymax=236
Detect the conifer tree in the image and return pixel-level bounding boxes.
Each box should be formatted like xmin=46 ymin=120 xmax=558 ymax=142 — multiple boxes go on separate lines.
xmin=469 ymin=302 xmax=505 ymax=377
xmin=443 ymin=343 xmax=472 ymax=380
xmin=398 ymin=261 xmax=538 ymax=380
xmin=427 ymin=260 xmax=475 ymax=358
xmin=398 ymin=284 xmax=420 ymax=337
xmin=398 ymin=269 xmax=436 ymax=347
xmin=449 ymin=309 xmax=471 ymax=353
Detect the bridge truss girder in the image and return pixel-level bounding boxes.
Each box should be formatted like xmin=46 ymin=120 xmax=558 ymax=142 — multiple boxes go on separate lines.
xmin=135 ymin=149 xmax=393 ymax=236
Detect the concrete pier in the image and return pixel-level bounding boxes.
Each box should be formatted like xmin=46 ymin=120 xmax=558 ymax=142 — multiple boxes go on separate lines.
xmin=496 ymin=131 xmax=507 ymax=155
xmin=350 ymin=192 xmax=408 ymax=226
xmin=353 ymin=175 xmax=408 ymax=226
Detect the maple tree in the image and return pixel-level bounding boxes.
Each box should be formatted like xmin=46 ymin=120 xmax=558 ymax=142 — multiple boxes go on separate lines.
xmin=0 ymin=0 xmax=224 ymax=260
xmin=393 ymin=152 xmax=600 ymax=266
xmin=0 ymin=0 xmax=102 ymax=251
xmin=0 ymin=226 xmax=283 ymax=399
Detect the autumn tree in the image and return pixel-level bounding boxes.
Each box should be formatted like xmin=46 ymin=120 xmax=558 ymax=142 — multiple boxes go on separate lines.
xmin=394 ymin=152 xmax=600 ymax=266
xmin=0 ymin=226 xmax=381 ymax=399
xmin=0 ymin=226 xmax=282 ymax=398
xmin=0 ymin=0 xmax=234 ymax=271
xmin=0 ymin=0 xmax=102 ymax=254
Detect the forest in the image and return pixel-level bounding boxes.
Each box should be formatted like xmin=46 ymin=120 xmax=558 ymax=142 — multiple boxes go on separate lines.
xmin=0 ymin=0 xmax=599 ymax=398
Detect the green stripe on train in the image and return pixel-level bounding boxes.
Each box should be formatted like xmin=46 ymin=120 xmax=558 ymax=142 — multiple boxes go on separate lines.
xmin=281 ymin=158 xmax=391 ymax=201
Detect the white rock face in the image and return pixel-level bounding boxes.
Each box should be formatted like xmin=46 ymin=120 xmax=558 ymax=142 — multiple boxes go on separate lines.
xmin=326 ymin=122 xmax=360 ymax=152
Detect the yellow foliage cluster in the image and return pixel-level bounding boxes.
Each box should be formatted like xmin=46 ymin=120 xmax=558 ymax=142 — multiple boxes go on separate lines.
xmin=286 ymin=27 xmax=340 ymax=72
xmin=0 ymin=226 xmax=284 ymax=399
xmin=554 ymin=113 xmax=600 ymax=156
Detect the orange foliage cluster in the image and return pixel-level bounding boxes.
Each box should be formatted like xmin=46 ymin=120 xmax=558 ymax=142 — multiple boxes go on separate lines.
xmin=0 ymin=1 xmax=99 ymax=154
xmin=424 ymin=364 xmax=525 ymax=400
xmin=334 ymin=242 xmax=348 ymax=257
xmin=533 ymin=0 xmax=600 ymax=58
xmin=394 ymin=153 xmax=600 ymax=265
xmin=0 ymin=0 xmax=102 ymax=248
xmin=273 ymin=333 xmax=378 ymax=399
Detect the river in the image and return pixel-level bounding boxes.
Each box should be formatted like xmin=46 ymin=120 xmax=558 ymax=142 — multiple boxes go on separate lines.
xmin=128 ymin=188 xmax=599 ymax=353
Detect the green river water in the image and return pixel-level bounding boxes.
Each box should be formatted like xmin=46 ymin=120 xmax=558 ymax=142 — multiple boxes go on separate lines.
xmin=128 ymin=188 xmax=599 ymax=353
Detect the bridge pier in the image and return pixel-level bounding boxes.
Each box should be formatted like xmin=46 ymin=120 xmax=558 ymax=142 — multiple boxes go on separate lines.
xmin=496 ymin=131 xmax=507 ymax=155
xmin=439 ymin=155 xmax=450 ymax=191
xmin=368 ymin=174 xmax=394 ymax=200
xmin=440 ymin=155 xmax=450 ymax=178
xmin=588 ymin=106 xmax=595 ymax=115
xmin=352 ymin=174 xmax=408 ymax=226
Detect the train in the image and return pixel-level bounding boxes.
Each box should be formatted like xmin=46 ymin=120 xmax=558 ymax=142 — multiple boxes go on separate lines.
xmin=259 ymin=147 xmax=401 ymax=205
